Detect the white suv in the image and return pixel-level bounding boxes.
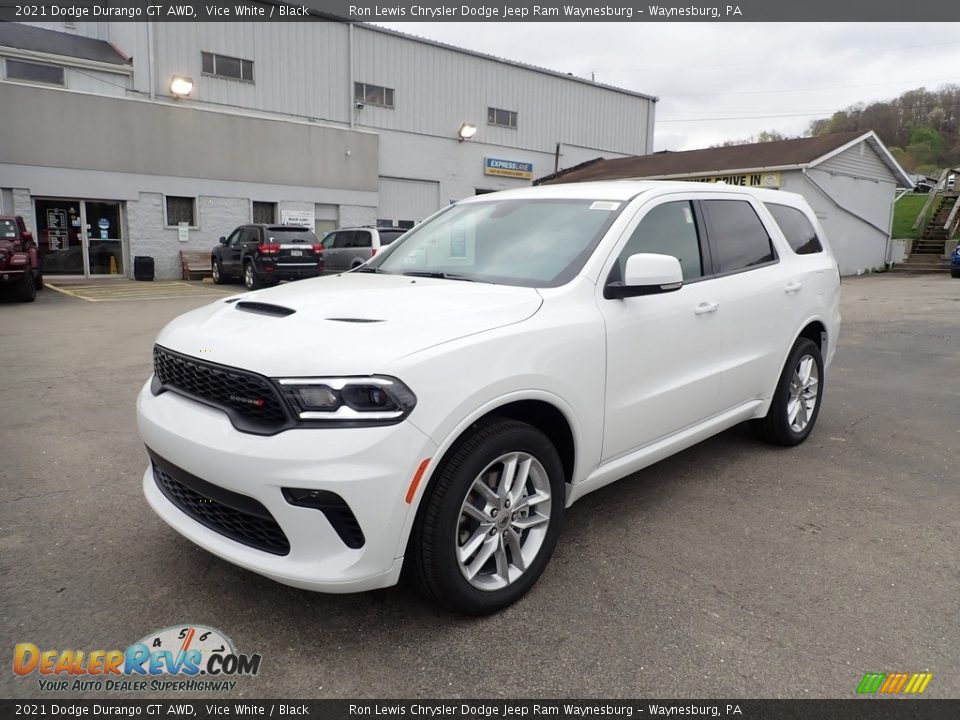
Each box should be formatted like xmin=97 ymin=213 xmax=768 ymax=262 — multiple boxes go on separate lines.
xmin=137 ymin=181 xmax=841 ymax=614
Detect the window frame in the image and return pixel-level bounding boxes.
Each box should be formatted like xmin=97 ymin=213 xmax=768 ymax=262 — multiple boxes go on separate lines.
xmin=354 ymin=82 xmax=395 ymax=109
xmin=164 ymin=196 xmax=198 ymax=229
xmin=698 ymin=198 xmax=779 ymax=279
xmin=610 ymin=199 xmax=709 ymax=286
xmin=487 ymin=107 xmax=518 ymax=129
xmin=201 ymin=51 xmax=255 ymax=84
xmin=251 ymin=201 xmax=276 ymax=225
xmin=5 ymin=58 xmax=65 ymax=87
xmin=763 ymin=202 xmax=824 ymax=256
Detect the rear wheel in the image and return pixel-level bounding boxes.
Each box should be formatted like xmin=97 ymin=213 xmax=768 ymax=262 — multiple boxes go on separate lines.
xmin=951 ymin=268 xmax=960 ymax=278
xmin=243 ymin=261 xmax=262 ymax=290
xmin=411 ymin=418 xmax=565 ymax=615
xmin=34 ymin=270 xmax=43 ymax=290
xmin=754 ymin=338 xmax=824 ymax=446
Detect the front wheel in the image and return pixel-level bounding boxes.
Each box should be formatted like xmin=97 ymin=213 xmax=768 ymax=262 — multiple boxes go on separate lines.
xmin=951 ymin=268 xmax=960 ymax=278
xmin=212 ymin=259 xmax=227 ymax=284
xmin=18 ymin=270 xmax=37 ymax=302
xmin=753 ymin=338 xmax=824 ymax=446
xmin=411 ymin=418 xmax=565 ymax=615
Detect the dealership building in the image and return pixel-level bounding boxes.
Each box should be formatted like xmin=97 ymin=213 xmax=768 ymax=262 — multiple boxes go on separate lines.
xmin=0 ymin=19 xmax=656 ymax=280
xmin=537 ymin=131 xmax=912 ymax=275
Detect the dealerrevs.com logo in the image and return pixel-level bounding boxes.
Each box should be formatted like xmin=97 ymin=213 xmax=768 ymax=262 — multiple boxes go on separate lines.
xmin=13 ymin=625 xmax=262 ymax=693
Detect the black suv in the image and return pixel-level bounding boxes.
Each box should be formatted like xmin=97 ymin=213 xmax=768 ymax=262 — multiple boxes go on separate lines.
xmin=212 ymin=224 xmax=322 ymax=290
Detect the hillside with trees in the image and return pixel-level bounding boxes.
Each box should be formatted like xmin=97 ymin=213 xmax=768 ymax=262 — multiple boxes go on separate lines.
xmin=807 ymin=84 xmax=960 ymax=176
xmin=715 ymin=84 xmax=960 ymax=176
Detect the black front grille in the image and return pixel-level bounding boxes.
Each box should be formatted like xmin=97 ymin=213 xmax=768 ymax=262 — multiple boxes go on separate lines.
xmin=150 ymin=450 xmax=290 ymax=556
xmin=153 ymin=345 xmax=289 ymax=434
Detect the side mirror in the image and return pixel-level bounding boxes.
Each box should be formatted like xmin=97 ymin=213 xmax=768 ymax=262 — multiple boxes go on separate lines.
xmin=604 ymin=253 xmax=683 ymax=300
xmin=21 ymin=231 xmax=34 ymax=243
xmin=219 ymin=236 xmax=228 ymax=245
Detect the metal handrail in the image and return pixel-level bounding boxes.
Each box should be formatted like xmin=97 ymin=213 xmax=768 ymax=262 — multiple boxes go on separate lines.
xmin=943 ymin=194 xmax=960 ymax=237
xmin=912 ymin=169 xmax=949 ymax=231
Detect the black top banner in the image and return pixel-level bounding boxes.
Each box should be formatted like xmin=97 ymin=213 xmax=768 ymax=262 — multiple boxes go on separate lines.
xmin=3 ymin=700 xmax=960 ymax=720
xmin=2 ymin=0 xmax=960 ymax=22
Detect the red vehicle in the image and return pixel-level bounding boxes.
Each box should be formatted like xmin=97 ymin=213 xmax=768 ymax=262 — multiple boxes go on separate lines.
xmin=0 ymin=215 xmax=43 ymax=302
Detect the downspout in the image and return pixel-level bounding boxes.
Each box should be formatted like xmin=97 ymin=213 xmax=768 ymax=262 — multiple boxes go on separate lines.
xmin=348 ymin=23 xmax=355 ymax=128
xmin=147 ymin=21 xmax=156 ymax=100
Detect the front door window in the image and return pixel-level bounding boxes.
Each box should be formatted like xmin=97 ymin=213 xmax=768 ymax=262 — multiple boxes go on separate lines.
xmin=84 ymin=201 xmax=123 ymax=275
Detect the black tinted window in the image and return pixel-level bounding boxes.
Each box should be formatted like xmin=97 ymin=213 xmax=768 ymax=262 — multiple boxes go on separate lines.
xmin=617 ymin=201 xmax=703 ymax=281
xmin=353 ymin=232 xmax=373 ymax=248
xmin=703 ymin=200 xmax=775 ymax=273
xmin=378 ymin=230 xmax=405 ymax=246
xmin=332 ymin=232 xmax=353 ymax=249
xmin=764 ymin=203 xmax=823 ymax=255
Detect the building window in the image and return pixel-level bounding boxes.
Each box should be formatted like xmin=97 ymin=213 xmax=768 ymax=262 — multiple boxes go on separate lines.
xmin=5 ymin=58 xmax=65 ymax=86
xmin=487 ymin=107 xmax=518 ymax=129
xmin=166 ymin=196 xmax=196 ymax=227
xmin=252 ymin=202 xmax=276 ymax=224
xmin=201 ymin=52 xmax=254 ymax=82
xmin=354 ymin=82 xmax=395 ymax=109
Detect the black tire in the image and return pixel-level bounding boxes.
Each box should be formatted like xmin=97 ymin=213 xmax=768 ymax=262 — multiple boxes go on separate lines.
xmin=34 ymin=270 xmax=44 ymax=290
xmin=951 ymin=269 xmax=960 ymax=278
xmin=411 ymin=417 xmax=565 ymax=615
xmin=212 ymin=259 xmax=228 ymax=284
xmin=243 ymin=261 xmax=262 ymax=290
xmin=17 ymin=270 xmax=37 ymax=302
xmin=753 ymin=338 xmax=824 ymax=446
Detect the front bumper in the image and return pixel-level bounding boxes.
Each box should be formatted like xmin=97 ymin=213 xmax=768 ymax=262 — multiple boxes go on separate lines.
xmin=0 ymin=268 xmax=27 ymax=283
xmin=137 ymin=380 xmax=436 ymax=592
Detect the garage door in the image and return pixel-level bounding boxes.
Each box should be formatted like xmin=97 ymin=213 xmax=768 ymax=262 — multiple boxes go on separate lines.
xmin=378 ymin=177 xmax=440 ymax=228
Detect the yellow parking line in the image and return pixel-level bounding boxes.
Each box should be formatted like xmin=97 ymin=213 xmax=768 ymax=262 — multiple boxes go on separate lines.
xmin=45 ymin=281 xmax=231 ymax=302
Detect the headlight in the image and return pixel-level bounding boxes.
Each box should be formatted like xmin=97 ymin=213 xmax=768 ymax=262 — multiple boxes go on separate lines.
xmin=277 ymin=376 xmax=416 ymax=426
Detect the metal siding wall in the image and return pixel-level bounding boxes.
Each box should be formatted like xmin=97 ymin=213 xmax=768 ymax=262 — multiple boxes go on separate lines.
xmin=66 ymin=67 xmax=128 ymax=96
xmin=816 ymin=142 xmax=897 ymax=183
xmin=353 ymin=26 xmax=652 ymax=156
xmin=378 ymin=177 xmax=440 ymax=223
xmin=152 ymin=21 xmax=349 ymax=123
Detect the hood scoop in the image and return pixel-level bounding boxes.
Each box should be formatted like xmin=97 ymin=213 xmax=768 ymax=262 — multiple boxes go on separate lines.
xmin=326 ymin=317 xmax=384 ymax=323
xmin=235 ymin=301 xmax=296 ymax=317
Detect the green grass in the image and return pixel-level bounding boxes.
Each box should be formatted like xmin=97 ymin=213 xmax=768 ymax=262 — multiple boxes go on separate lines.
xmin=892 ymin=193 xmax=936 ymax=239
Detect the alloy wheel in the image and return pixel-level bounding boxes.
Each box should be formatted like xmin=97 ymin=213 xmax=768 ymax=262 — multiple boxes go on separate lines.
xmin=456 ymin=452 xmax=552 ymax=591
xmin=787 ymin=354 xmax=819 ymax=433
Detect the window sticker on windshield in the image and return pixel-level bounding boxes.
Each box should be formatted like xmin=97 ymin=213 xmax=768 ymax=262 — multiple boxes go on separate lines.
xmin=589 ymin=201 xmax=620 ymax=211
xmin=683 ymin=206 xmax=694 ymax=224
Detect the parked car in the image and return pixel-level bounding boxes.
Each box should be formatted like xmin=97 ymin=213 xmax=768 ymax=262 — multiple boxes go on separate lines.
xmin=947 ymin=174 xmax=956 ymax=191
xmin=950 ymin=243 xmax=960 ymax=278
xmin=211 ymin=224 xmax=322 ymax=290
xmin=321 ymin=226 xmax=407 ymax=273
xmin=0 ymin=215 xmax=42 ymax=302
xmin=138 ymin=182 xmax=841 ymax=614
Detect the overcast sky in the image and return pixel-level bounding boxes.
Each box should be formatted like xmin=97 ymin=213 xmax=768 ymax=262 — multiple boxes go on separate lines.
xmin=377 ymin=22 xmax=960 ymax=152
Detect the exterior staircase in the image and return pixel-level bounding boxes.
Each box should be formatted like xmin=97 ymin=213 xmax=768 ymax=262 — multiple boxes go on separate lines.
xmin=890 ymin=191 xmax=958 ymax=274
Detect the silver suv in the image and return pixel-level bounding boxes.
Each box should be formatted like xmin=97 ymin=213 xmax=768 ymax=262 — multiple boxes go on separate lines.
xmin=321 ymin=226 xmax=407 ymax=273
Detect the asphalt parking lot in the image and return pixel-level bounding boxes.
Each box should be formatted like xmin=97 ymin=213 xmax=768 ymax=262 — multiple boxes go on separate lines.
xmin=1 ymin=274 xmax=958 ymax=699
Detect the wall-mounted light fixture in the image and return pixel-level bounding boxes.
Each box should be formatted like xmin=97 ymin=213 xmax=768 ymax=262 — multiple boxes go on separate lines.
xmin=457 ymin=123 xmax=478 ymax=142
xmin=170 ymin=76 xmax=194 ymax=98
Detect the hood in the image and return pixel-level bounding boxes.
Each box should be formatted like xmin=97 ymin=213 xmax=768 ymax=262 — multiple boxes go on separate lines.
xmin=155 ymin=273 xmax=543 ymax=376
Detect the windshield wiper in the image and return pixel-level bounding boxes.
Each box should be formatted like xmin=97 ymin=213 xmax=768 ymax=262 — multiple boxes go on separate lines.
xmin=401 ymin=271 xmax=476 ymax=282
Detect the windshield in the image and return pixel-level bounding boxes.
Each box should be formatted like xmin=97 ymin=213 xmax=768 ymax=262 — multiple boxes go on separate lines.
xmin=0 ymin=220 xmax=17 ymax=239
xmin=367 ymin=198 xmax=624 ymax=287
xmin=265 ymin=228 xmax=318 ymax=244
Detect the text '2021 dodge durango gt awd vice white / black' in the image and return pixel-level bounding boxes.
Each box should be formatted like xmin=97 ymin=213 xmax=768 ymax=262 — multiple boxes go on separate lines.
xmin=137 ymin=181 xmax=841 ymax=614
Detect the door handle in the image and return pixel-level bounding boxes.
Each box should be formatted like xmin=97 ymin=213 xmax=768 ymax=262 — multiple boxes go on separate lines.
xmin=694 ymin=301 xmax=719 ymax=315
xmin=784 ymin=281 xmax=803 ymax=294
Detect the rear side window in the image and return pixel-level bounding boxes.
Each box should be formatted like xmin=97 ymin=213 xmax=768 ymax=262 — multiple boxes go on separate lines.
xmin=702 ymin=200 xmax=776 ymax=273
xmin=353 ymin=231 xmax=373 ymax=248
xmin=332 ymin=232 xmax=354 ymax=249
xmin=241 ymin=228 xmax=260 ymax=244
xmin=764 ymin=203 xmax=823 ymax=255
xmin=377 ymin=230 xmax=405 ymax=246
xmin=617 ymin=201 xmax=704 ymax=281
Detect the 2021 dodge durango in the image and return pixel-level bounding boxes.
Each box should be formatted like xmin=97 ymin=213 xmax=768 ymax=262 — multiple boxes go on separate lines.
xmin=137 ymin=181 xmax=841 ymax=615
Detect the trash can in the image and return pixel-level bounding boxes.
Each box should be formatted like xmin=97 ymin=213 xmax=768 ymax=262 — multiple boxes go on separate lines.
xmin=134 ymin=256 xmax=155 ymax=281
